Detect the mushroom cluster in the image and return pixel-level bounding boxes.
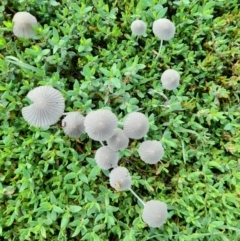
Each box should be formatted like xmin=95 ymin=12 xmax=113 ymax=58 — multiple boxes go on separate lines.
xmin=17 ymin=11 xmax=176 ymax=230
xmin=130 ymin=18 xmax=181 ymax=99
xmin=130 ymin=18 xmax=176 ymax=58
xmin=21 ymin=88 xmax=167 ymax=227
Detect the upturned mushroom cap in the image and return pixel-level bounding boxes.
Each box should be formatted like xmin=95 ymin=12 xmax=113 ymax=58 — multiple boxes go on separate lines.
xmin=131 ymin=20 xmax=147 ymax=36
xmin=22 ymin=86 xmax=65 ymax=127
xmin=123 ymin=112 xmax=149 ymax=139
xmin=95 ymin=146 xmax=118 ymax=170
xmin=138 ymin=140 xmax=164 ymax=164
xmin=62 ymin=112 xmax=85 ymax=138
xmin=12 ymin=12 xmax=37 ymax=38
xmin=152 ymin=18 xmax=175 ymax=41
xmin=142 ymin=200 xmax=168 ymax=227
xmin=107 ymin=129 xmax=129 ymax=151
xmin=161 ymin=69 xmax=180 ymax=90
xmin=84 ymin=109 xmax=118 ymax=141
xmin=109 ymin=166 xmax=132 ymax=191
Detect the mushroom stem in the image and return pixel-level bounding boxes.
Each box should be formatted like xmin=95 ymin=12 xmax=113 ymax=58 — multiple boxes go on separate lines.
xmin=159 ymin=92 xmax=169 ymax=101
xmin=156 ymin=39 xmax=163 ymax=59
xmin=151 ymin=89 xmax=169 ymax=101
xmin=129 ymin=187 xmax=145 ymax=206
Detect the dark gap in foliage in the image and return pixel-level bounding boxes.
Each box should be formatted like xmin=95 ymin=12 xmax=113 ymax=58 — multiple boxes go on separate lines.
xmin=213 ymin=2 xmax=238 ymax=16
xmin=4 ymin=4 xmax=16 ymax=17
xmin=223 ymin=179 xmax=236 ymax=191
xmin=166 ymin=1 xmax=178 ymax=19
xmin=109 ymin=233 xmax=119 ymax=241
xmin=74 ymin=143 xmax=87 ymax=156
xmin=68 ymin=56 xmax=83 ymax=78
xmin=210 ymin=168 xmax=225 ymax=177
xmin=164 ymin=172 xmax=181 ymax=192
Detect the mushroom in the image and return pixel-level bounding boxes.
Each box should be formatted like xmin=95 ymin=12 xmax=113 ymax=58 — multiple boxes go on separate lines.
xmin=12 ymin=12 xmax=38 ymax=38
xmin=138 ymin=140 xmax=164 ymax=164
xmin=152 ymin=18 xmax=176 ymax=58
xmin=161 ymin=69 xmax=180 ymax=90
xmin=106 ymin=128 xmax=129 ymax=151
xmin=109 ymin=166 xmax=132 ymax=191
xmin=95 ymin=146 xmax=118 ymax=170
xmin=142 ymin=200 xmax=168 ymax=227
xmin=62 ymin=112 xmax=85 ymax=138
xmin=123 ymin=112 xmax=149 ymax=139
xmin=84 ymin=109 xmax=118 ymax=141
xmin=131 ymin=20 xmax=147 ymax=36
xmin=22 ymin=86 xmax=65 ymax=127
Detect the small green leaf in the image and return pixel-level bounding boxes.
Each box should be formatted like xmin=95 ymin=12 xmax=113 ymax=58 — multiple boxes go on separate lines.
xmin=0 ymin=86 xmax=6 ymax=91
xmin=69 ymin=205 xmax=82 ymax=213
xmin=95 ymin=213 xmax=105 ymax=224
xmin=40 ymin=202 xmax=52 ymax=211
xmin=0 ymin=37 xmax=6 ymax=49
xmin=40 ymin=226 xmax=46 ymax=238
xmin=53 ymin=205 xmax=64 ymax=213
xmin=207 ymin=161 xmax=224 ymax=172
xmin=99 ymin=67 xmax=110 ymax=76
xmin=71 ymin=3 xmax=81 ymax=12
xmin=71 ymin=226 xmax=82 ymax=237
xmin=5 ymin=56 xmax=45 ymax=75
xmin=79 ymin=174 xmax=89 ymax=183
xmin=89 ymin=165 xmax=100 ymax=180
xmin=64 ymin=172 xmax=77 ymax=181
xmin=61 ymin=213 xmax=70 ymax=229
xmin=111 ymin=77 xmax=121 ymax=88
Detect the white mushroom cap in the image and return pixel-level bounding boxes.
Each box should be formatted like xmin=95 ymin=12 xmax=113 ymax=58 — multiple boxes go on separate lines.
xmin=22 ymin=86 xmax=65 ymax=127
xmin=62 ymin=112 xmax=85 ymax=138
xmin=131 ymin=20 xmax=147 ymax=36
xmin=152 ymin=18 xmax=175 ymax=41
xmin=138 ymin=140 xmax=164 ymax=164
xmin=161 ymin=69 xmax=180 ymax=90
xmin=84 ymin=109 xmax=118 ymax=141
xmin=109 ymin=166 xmax=132 ymax=191
xmin=142 ymin=200 xmax=168 ymax=227
xmin=123 ymin=112 xmax=149 ymax=139
xmin=107 ymin=129 xmax=129 ymax=151
xmin=12 ymin=12 xmax=37 ymax=38
xmin=95 ymin=146 xmax=118 ymax=170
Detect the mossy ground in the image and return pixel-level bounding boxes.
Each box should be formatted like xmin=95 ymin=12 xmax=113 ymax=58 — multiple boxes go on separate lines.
xmin=0 ymin=0 xmax=239 ymax=241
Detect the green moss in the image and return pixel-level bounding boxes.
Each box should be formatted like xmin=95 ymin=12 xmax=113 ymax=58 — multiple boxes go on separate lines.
xmin=0 ymin=0 xmax=239 ymax=240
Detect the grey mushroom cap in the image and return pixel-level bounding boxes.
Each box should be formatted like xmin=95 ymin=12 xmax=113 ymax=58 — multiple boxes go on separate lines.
xmin=138 ymin=140 xmax=164 ymax=164
xmin=84 ymin=109 xmax=118 ymax=141
xmin=131 ymin=20 xmax=147 ymax=36
xmin=12 ymin=12 xmax=37 ymax=38
xmin=142 ymin=200 xmax=168 ymax=227
xmin=95 ymin=146 xmax=118 ymax=170
xmin=152 ymin=18 xmax=175 ymax=41
xmin=107 ymin=129 xmax=129 ymax=151
xmin=109 ymin=166 xmax=132 ymax=191
xmin=161 ymin=69 xmax=180 ymax=90
xmin=22 ymin=86 xmax=65 ymax=127
xmin=62 ymin=112 xmax=85 ymax=138
xmin=123 ymin=112 xmax=149 ymax=139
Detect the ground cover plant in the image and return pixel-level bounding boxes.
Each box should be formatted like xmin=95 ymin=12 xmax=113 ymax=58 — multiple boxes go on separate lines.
xmin=0 ymin=0 xmax=240 ymax=240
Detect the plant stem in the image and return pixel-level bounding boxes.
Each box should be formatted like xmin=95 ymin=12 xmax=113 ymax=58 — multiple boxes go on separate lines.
xmin=156 ymin=39 xmax=163 ymax=59
xmin=129 ymin=187 xmax=145 ymax=206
